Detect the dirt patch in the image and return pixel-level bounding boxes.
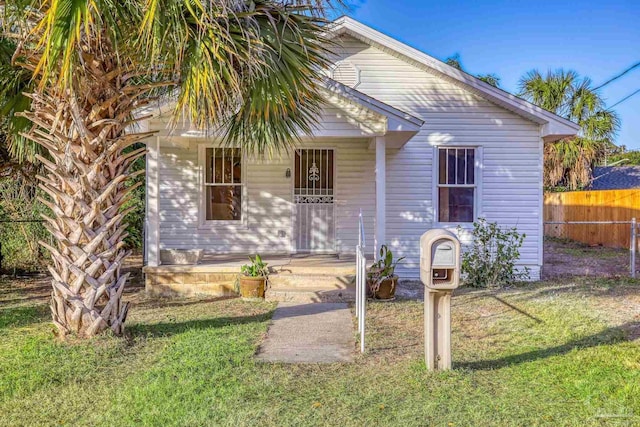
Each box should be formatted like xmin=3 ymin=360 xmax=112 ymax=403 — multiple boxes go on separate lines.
xmin=543 ymin=238 xmax=631 ymax=279
xmin=396 ymin=238 xmax=633 ymax=298
xmin=1 ymin=255 xmax=146 ymax=307
xmin=0 ymin=274 xmax=51 ymax=305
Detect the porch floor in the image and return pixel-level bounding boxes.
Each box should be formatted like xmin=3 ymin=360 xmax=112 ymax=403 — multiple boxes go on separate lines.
xmin=144 ymin=254 xmax=359 ymax=275
xmin=143 ymin=254 xmax=369 ymax=302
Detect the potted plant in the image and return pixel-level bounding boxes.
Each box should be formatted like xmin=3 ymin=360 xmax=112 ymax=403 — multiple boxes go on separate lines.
xmin=368 ymin=245 xmax=405 ymax=300
xmin=239 ymin=255 xmax=269 ymax=299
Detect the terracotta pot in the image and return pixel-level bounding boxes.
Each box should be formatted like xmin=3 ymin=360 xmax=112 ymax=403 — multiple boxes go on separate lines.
xmin=239 ymin=276 xmax=266 ymax=299
xmin=368 ymin=276 xmax=398 ymax=300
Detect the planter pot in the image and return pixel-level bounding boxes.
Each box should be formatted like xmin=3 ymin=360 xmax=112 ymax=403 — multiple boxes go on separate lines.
xmin=368 ymin=276 xmax=398 ymax=300
xmin=160 ymin=249 xmax=203 ymax=265
xmin=239 ymin=276 xmax=266 ymax=299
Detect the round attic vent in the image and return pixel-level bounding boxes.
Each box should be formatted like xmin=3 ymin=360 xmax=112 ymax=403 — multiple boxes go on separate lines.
xmin=331 ymin=61 xmax=360 ymax=88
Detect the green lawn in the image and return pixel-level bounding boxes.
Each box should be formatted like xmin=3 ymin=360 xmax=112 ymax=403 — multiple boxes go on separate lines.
xmin=1 ymin=277 xmax=639 ymax=426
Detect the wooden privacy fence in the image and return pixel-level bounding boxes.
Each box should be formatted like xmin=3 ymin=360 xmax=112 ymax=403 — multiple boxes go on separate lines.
xmin=544 ymin=189 xmax=640 ymax=248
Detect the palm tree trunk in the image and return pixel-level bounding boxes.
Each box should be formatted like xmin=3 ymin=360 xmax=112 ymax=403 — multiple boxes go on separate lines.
xmin=18 ymin=36 xmax=156 ymax=337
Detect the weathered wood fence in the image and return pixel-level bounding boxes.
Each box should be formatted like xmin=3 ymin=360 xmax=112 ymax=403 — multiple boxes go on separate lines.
xmin=544 ymin=189 xmax=640 ymax=248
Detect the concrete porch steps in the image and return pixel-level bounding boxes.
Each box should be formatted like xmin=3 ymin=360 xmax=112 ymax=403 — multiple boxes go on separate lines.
xmin=144 ymin=254 xmax=364 ymax=302
xmin=266 ymin=287 xmax=356 ymax=303
xmin=266 ymin=270 xmax=356 ymax=303
xmin=268 ymin=272 xmax=354 ymax=288
xmin=266 ymin=284 xmax=356 ymax=303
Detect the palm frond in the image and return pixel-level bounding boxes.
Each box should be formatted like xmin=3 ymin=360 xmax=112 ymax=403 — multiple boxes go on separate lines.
xmin=579 ymin=109 xmax=620 ymax=143
xmin=139 ymin=0 xmax=331 ymax=156
xmin=521 ymin=69 xmax=621 ymax=190
xmin=222 ymin=3 xmax=331 ymax=156
xmin=518 ymin=69 xmax=577 ymax=115
xmin=0 ymin=36 xmax=41 ymax=163
xmin=477 ymin=73 xmax=500 ymax=87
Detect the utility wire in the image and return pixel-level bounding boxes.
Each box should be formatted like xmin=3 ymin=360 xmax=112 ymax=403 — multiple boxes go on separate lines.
xmin=608 ymin=88 xmax=640 ymax=109
xmin=593 ymin=61 xmax=640 ymax=90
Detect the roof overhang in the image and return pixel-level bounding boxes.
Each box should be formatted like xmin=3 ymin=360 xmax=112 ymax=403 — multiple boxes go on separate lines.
xmin=319 ymin=77 xmax=424 ymax=148
xmin=134 ymin=78 xmax=424 ymax=148
xmin=325 ymin=16 xmax=581 ymax=142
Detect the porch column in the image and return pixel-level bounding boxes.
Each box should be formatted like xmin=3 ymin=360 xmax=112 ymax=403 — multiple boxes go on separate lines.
xmin=146 ymin=137 xmax=161 ymax=267
xmin=375 ymin=136 xmax=386 ymax=259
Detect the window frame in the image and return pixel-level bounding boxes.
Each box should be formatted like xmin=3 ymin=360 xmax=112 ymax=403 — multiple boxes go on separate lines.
xmin=198 ymin=145 xmax=247 ymax=227
xmin=433 ymin=146 xmax=482 ymax=226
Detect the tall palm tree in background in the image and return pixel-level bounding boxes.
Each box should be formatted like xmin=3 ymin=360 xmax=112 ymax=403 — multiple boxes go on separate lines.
xmin=519 ymin=70 xmax=620 ymax=190
xmin=445 ymin=54 xmax=501 ymax=87
xmin=1 ymin=0 xmax=339 ymax=337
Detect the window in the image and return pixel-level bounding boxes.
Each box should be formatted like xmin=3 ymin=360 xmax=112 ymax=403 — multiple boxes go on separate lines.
xmin=204 ymin=148 xmax=242 ymax=221
xmin=437 ymin=148 xmax=475 ymax=223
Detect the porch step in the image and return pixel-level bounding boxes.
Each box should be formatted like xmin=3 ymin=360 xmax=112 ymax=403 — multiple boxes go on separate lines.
xmin=144 ymin=254 xmax=365 ymax=302
xmin=266 ymin=271 xmax=356 ymax=303
xmin=268 ymin=273 xmax=354 ymax=289
xmin=266 ymin=286 xmax=356 ymax=303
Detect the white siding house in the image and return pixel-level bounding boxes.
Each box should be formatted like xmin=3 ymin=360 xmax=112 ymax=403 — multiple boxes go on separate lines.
xmin=144 ymin=16 xmax=579 ymax=282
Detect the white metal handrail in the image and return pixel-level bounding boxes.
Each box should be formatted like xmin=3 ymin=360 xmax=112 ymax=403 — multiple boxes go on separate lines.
xmin=355 ymin=209 xmax=367 ymax=353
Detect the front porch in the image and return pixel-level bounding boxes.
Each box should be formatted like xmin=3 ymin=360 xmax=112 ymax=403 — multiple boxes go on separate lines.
xmin=143 ymin=79 xmax=424 ymax=298
xmin=144 ymin=254 xmax=368 ymax=303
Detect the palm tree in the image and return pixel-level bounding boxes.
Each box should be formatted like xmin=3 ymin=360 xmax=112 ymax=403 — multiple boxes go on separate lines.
xmin=1 ymin=0 xmax=338 ymax=337
xmin=519 ymin=70 xmax=620 ymax=190
xmin=0 ymin=36 xmax=40 ymax=178
xmin=445 ymin=54 xmax=501 ymax=87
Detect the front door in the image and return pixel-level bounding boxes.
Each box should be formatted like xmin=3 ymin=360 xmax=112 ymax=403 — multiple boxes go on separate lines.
xmin=294 ymin=149 xmax=336 ymax=252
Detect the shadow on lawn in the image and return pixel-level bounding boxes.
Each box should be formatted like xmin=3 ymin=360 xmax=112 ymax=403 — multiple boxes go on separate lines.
xmin=0 ymin=304 xmax=50 ymax=330
xmin=134 ymin=296 xmax=238 ymax=310
xmin=457 ymin=321 xmax=640 ymax=371
xmin=520 ymin=279 xmax=640 ymax=301
xmin=129 ymin=302 xmax=346 ymax=338
xmin=130 ymin=311 xmax=274 ymax=338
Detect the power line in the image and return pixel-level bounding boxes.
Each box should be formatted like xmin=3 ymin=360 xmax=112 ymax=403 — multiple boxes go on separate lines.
xmin=608 ymin=88 xmax=640 ymax=109
xmin=593 ymin=61 xmax=640 ymax=91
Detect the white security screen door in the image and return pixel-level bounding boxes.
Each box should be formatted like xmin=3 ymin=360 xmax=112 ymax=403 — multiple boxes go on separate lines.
xmin=294 ymin=149 xmax=336 ymax=252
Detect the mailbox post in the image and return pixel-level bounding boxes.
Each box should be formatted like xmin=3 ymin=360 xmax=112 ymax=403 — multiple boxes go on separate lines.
xmin=420 ymin=229 xmax=461 ymax=371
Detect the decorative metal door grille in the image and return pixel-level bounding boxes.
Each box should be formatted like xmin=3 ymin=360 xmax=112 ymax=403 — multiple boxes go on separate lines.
xmin=294 ymin=149 xmax=336 ymax=252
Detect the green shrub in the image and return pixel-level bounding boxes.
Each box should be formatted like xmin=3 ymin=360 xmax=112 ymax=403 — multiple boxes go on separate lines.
xmin=460 ymin=218 xmax=529 ymax=288
xmin=0 ymin=178 xmax=51 ymax=271
xmin=122 ymin=144 xmax=145 ymax=252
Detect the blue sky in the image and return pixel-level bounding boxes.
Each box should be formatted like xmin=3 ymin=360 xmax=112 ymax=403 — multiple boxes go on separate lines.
xmin=339 ymin=0 xmax=640 ymax=149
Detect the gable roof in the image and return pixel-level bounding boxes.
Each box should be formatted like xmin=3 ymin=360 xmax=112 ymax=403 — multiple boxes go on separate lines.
xmin=138 ymin=77 xmax=424 ymax=146
xmin=325 ymin=16 xmax=580 ymax=142
xmin=589 ymin=166 xmax=640 ymax=190
xmin=319 ymin=77 xmax=424 ymax=147
xmin=322 ymin=78 xmax=424 ymax=128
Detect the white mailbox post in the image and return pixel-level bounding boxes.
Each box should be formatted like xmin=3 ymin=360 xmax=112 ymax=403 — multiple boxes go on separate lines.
xmin=420 ymin=229 xmax=461 ymax=371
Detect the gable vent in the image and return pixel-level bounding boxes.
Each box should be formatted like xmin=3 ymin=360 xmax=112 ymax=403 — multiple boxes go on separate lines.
xmin=331 ymin=61 xmax=360 ymax=88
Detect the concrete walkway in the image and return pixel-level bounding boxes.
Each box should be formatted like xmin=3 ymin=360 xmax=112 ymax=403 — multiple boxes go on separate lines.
xmin=256 ymin=303 xmax=355 ymax=363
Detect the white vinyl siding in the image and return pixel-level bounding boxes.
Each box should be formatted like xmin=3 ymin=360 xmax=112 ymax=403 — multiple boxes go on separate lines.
xmin=156 ymin=145 xmax=292 ymax=254
xmin=152 ymin=138 xmax=376 ymax=257
xmin=330 ymin=35 xmax=543 ymax=279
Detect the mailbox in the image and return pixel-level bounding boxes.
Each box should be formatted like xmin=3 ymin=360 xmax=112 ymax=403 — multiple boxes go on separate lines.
xmin=420 ymin=229 xmax=461 ymax=371
xmin=420 ymin=229 xmax=461 ymax=290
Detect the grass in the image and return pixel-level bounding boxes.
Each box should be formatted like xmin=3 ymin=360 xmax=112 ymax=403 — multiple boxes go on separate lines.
xmin=1 ymin=276 xmax=639 ymax=426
